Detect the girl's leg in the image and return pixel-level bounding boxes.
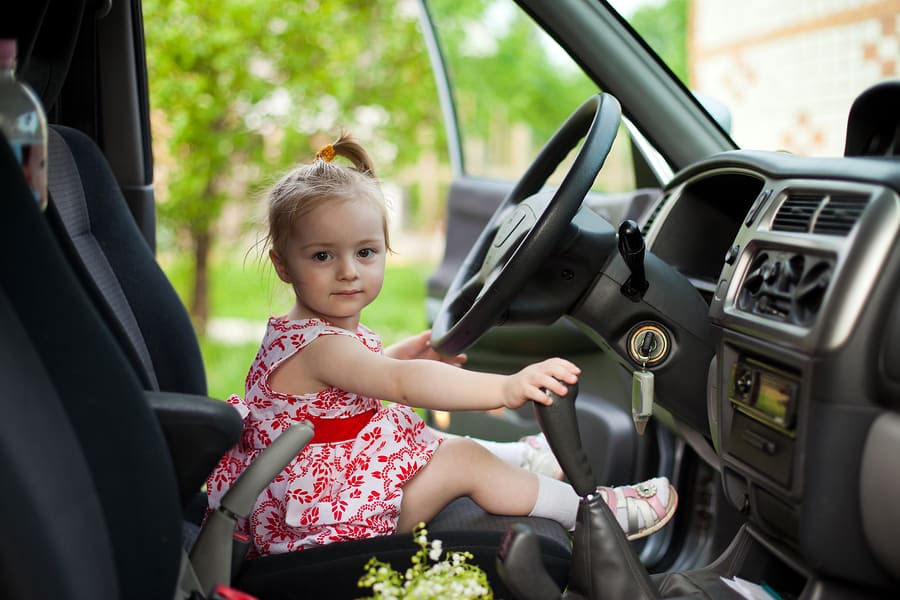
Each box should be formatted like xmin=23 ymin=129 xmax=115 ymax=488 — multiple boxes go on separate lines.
xmin=426 ymin=426 xmax=563 ymax=480
xmin=397 ymin=436 xmax=577 ymax=532
xmin=398 ymin=436 xmax=679 ymax=540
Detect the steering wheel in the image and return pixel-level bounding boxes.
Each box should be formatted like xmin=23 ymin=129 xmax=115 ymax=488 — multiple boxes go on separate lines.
xmin=431 ymin=93 xmax=622 ymax=355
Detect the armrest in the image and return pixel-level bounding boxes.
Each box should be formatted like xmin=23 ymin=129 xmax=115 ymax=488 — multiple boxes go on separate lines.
xmin=191 ymin=421 xmax=314 ymax=596
xmin=146 ymin=391 xmax=243 ymax=507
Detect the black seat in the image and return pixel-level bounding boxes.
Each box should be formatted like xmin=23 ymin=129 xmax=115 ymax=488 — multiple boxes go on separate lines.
xmin=0 ymin=145 xmax=117 ymax=600
xmin=0 ymin=288 xmax=118 ymax=600
xmin=0 ymin=134 xmax=182 ymax=600
xmin=47 ymin=123 xmax=243 ymax=512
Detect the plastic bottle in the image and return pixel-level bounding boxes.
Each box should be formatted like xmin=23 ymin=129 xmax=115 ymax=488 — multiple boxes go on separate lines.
xmin=0 ymin=38 xmax=48 ymax=211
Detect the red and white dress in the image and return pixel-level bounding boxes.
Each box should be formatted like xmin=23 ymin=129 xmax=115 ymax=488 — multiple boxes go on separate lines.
xmin=206 ymin=317 xmax=440 ymax=556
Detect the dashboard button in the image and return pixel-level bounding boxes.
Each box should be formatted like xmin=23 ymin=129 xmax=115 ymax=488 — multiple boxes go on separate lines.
xmin=715 ymin=278 xmax=729 ymax=301
xmin=724 ymin=244 xmax=740 ymax=265
xmin=745 ymin=188 xmax=772 ymax=226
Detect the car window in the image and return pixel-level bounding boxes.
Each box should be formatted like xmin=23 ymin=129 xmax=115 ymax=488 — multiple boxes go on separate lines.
xmin=426 ymin=0 xmax=638 ymax=192
xmin=611 ymin=0 xmax=898 ymax=157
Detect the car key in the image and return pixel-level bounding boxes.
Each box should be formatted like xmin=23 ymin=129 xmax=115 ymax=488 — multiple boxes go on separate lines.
xmin=632 ymin=359 xmax=654 ymax=436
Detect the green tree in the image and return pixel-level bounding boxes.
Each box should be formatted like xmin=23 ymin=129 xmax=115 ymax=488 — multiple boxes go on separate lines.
xmin=427 ymin=0 xmax=601 ymax=176
xmin=143 ymin=0 xmax=443 ymax=331
xmin=629 ymin=0 xmax=688 ymax=83
xmin=144 ymin=0 xmax=686 ymax=332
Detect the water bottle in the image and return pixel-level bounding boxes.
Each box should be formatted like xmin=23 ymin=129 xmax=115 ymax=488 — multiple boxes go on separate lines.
xmin=0 ymin=38 xmax=48 ymax=211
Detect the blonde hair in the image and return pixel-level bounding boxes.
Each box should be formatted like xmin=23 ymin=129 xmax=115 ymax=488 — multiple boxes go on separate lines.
xmin=265 ymin=132 xmax=390 ymax=258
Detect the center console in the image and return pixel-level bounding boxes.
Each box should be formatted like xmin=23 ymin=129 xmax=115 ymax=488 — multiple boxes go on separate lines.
xmin=705 ymin=175 xmax=900 ymax=594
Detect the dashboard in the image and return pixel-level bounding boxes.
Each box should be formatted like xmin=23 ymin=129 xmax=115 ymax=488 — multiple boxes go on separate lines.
xmin=642 ymin=149 xmax=900 ymax=588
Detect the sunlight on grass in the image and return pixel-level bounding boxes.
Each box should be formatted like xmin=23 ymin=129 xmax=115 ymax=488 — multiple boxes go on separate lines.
xmin=199 ymin=339 xmax=260 ymax=400
xmin=164 ymin=251 xmax=434 ymax=400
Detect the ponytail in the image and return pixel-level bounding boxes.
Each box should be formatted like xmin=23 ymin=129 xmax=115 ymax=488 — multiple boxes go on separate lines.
xmin=315 ymin=131 xmax=377 ymax=177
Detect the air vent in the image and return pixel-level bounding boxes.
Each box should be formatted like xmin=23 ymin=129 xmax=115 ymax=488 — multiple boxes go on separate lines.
xmin=772 ymin=191 xmax=870 ymax=236
xmin=812 ymin=193 xmax=868 ymax=235
xmin=737 ymin=249 xmax=834 ymax=327
xmin=772 ymin=192 xmax=823 ymax=232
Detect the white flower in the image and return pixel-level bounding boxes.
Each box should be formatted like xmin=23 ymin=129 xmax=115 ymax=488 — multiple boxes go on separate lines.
xmin=428 ymin=539 xmax=443 ymax=562
xmin=415 ymin=527 xmax=429 ymax=546
xmin=358 ymin=523 xmax=493 ymax=599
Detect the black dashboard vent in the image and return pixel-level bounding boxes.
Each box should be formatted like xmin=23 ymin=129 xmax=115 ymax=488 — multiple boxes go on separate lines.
xmin=772 ymin=192 xmax=823 ymax=232
xmin=812 ymin=193 xmax=869 ymax=236
xmin=737 ymin=249 xmax=834 ymax=327
xmin=772 ymin=190 xmax=870 ymax=235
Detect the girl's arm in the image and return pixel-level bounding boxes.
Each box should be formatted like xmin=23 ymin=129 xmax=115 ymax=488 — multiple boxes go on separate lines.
xmin=304 ymin=334 xmax=579 ymax=412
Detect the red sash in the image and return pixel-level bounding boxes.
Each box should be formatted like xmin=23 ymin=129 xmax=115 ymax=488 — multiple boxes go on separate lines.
xmin=307 ymin=409 xmax=377 ymax=444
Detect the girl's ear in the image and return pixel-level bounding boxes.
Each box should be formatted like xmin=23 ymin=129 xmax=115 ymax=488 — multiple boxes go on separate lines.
xmin=269 ymin=249 xmax=292 ymax=283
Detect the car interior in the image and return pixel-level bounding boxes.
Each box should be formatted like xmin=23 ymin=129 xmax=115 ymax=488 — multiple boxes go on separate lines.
xmin=3 ymin=1 xmax=900 ymax=599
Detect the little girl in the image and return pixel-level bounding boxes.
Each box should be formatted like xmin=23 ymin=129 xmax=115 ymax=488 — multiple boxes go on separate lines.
xmin=206 ymin=133 xmax=677 ymax=556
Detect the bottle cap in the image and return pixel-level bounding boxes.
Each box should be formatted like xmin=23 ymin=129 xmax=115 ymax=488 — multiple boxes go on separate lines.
xmin=0 ymin=39 xmax=16 ymax=69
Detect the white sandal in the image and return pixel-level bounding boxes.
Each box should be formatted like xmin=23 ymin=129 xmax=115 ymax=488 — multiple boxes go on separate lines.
xmin=596 ymin=477 xmax=678 ymax=540
xmin=519 ymin=433 xmax=565 ymax=480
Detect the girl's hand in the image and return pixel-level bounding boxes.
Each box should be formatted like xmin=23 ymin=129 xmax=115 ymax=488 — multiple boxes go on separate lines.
xmin=502 ymin=358 xmax=581 ymax=409
xmin=384 ymin=330 xmax=468 ymax=367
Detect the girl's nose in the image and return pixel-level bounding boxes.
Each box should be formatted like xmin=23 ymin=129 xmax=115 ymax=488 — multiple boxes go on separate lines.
xmin=337 ymin=257 xmax=359 ymax=279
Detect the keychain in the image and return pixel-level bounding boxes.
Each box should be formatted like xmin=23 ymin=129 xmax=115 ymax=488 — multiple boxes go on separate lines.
xmin=632 ymin=342 xmax=655 ymax=436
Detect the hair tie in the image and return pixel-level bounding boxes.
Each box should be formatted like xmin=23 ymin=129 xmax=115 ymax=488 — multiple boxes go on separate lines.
xmin=316 ymin=143 xmax=336 ymax=163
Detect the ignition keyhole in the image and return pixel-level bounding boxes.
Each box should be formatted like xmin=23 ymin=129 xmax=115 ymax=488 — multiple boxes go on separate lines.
xmin=627 ymin=323 xmax=669 ymax=365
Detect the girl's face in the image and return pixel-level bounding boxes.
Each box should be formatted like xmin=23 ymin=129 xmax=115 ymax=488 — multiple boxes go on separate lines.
xmin=270 ymin=197 xmax=386 ymax=330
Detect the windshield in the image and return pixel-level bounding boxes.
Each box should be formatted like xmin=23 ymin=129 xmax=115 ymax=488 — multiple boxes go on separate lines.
xmin=611 ymin=0 xmax=898 ymax=157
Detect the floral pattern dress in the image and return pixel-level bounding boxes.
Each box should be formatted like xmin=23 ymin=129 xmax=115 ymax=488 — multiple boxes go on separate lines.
xmin=206 ymin=317 xmax=440 ymax=556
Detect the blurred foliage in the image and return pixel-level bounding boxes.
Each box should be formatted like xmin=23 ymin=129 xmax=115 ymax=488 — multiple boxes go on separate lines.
xmin=144 ymin=0 xmax=686 ymax=326
xmin=428 ymin=0 xmax=599 ymax=152
xmin=143 ymin=0 xmax=444 ymax=326
xmin=630 ymin=0 xmax=688 ymax=83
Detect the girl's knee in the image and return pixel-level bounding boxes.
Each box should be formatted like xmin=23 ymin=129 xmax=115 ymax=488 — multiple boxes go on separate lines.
xmin=437 ymin=436 xmax=493 ymax=463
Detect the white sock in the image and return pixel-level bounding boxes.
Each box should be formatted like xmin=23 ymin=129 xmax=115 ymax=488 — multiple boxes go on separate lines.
xmin=468 ymin=437 xmax=526 ymax=467
xmin=528 ymin=474 xmax=579 ymax=530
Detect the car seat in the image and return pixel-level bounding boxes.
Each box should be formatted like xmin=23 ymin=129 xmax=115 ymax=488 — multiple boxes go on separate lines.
xmin=0 ymin=287 xmax=118 ymax=600
xmin=5 ymin=2 xmax=572 ymax=599
xmin=0 ymin=143 xmax=119 ymax=600
xmin=0 ymin=133 xmax=182 ymax=600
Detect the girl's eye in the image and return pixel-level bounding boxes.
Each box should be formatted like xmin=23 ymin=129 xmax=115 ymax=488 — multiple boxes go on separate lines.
xmin=358 ymin=248 xmax=375 ymax=258
xmin=313 ymin=252 xmax=330 ymax=262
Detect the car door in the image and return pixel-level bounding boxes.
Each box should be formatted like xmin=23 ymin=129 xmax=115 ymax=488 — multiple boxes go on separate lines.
xmin=418 ymin=0 xmax=668 ymax=505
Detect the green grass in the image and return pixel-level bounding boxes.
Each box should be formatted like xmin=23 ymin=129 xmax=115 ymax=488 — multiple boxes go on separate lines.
xmin=163 ymin=251 xmax=433 ymax=401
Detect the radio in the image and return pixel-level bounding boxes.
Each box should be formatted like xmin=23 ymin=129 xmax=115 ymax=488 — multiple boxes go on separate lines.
xmin=729 ymin=357 xmax=799 ymax=433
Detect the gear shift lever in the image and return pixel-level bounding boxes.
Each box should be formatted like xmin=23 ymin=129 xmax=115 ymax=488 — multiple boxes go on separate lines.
xmin=498 ymin=385 xmax=660 ymax=599
xmin=532 ymin=382 xmax=594 ymax=497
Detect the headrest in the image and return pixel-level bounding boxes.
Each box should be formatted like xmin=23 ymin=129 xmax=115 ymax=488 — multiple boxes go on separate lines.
xmin=844 ymin=80 xmax=900 ymax=157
